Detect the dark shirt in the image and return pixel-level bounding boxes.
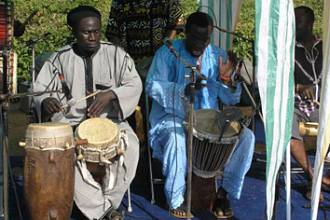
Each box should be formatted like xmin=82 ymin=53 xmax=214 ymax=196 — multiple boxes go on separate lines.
xmin=106 ymin=0 xmax=182 ymax=60
xmin=294 ymin=39 xmax=322 ymax=86
xmin=294 ymin=39 xmax=322 ymax=116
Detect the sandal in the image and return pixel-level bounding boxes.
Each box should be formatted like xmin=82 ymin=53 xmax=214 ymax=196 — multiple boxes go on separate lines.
xmin=211 ymin=192 xmax=233 ymax=219
xmin=170 ymin=203 xmax=194 ymax=219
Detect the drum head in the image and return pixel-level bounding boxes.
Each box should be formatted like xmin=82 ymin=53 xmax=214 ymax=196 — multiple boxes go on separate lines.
xmin=193 ymin=109 xmax=241 ymax=142
xmin=76 ymin=118 xmax=118 ymax=146
xmin=26 ymin=122 xmax=73 ymax=139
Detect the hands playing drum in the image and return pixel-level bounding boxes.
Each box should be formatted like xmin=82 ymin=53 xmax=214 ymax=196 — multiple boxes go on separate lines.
xmin=218 ymin=50 xmax=238 ymax=86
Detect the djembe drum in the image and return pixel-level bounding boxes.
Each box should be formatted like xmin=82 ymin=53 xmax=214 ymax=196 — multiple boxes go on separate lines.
xmin=22 ymin=122 xmax=75 ymax=220
xmin=190 ymin=109 xmax=241 ymax=211
xmin=75 ymin=118 xmax=126 ymax=183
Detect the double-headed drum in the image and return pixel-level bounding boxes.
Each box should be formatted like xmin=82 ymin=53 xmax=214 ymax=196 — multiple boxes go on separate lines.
xmin=75 ymin=118 xmax=127 ymax=184
xmin=75 ymin=118 xmax=126 ymax=164
xmin=23 ymin=122 xmax=75 ymax=220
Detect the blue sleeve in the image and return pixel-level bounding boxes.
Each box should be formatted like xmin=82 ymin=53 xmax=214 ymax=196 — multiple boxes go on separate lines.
xmin=145 ymin=46 xmax=186 ymax=118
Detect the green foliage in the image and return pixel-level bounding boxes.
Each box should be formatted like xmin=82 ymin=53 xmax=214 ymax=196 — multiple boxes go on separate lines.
xmin=12 ymin=0 xmax=324 ymax=82
xmin=234 ymin=0 xmax=324 ymax=59
xmin=13 ymin=0 xmax=110 ymax=82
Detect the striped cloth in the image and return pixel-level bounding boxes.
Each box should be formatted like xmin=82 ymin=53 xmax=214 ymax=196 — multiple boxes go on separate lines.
xmin=311 ymin=2 xmax=330 ymax=219
xmin=199 ymin=0 xmax=243 ymax=49
xmin=255 ymin=1 xmax=295 ymax=219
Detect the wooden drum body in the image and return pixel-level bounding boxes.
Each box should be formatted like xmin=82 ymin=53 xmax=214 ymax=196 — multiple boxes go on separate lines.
xmin=191 ymin=109 xmax=241 ymax=211
xmin=23 ymin=122 xmax=75 ymax=220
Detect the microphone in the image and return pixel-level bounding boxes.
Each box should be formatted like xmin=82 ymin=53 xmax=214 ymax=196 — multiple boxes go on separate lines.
xmin=163 ymin=38 xmax=207 ymax=81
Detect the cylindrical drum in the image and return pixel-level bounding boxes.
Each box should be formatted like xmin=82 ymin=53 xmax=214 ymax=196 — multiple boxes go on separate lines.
xmin=299 ymin=122 xmax=318 ymax=137
xmin=23 ymin=122 xmax=75 ymax=220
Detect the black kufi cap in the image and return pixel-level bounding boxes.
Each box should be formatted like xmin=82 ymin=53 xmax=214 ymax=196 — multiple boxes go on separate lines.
xmin=67 ymin=5 xmax=101 ymax=28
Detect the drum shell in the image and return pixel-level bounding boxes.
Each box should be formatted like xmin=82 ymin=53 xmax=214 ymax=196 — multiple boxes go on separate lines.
xmin=23 ymin=122 xmax=74 ymax=220
xmin=191 ymin=109 xmax=240 ymax=178
xmin=299 ymin=122 xmax=318 ymax=137
xmin=24 ymin=148 xmax=75 ymax=220
xmin=191 ymin=173 xmax=216 ymax=212
xmin=192 ymin=136 xmax=238 ymax=178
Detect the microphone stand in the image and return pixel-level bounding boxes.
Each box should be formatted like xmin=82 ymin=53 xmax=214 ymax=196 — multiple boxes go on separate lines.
xmin=185 ymin=67 xmax=196 ymax=220
xmin=164 ymin=41 xmax=205 ymax=220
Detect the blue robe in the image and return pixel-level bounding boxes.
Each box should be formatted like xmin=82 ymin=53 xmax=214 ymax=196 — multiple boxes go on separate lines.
xmin=146 ymin=40 xmax=255 ymax=209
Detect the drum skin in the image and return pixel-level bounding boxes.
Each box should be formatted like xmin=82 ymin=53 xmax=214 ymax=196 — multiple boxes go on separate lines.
xmin=24 ymin=148 xmax=75 ymax=220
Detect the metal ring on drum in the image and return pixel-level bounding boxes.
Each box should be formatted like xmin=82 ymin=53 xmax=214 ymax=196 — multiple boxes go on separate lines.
xmin=191 ymin=109 xmax=241 ymax=178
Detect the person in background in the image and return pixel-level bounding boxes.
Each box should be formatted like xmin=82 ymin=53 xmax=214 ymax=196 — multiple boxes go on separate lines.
xmin=106 ymin=0 xmax=183 ymax=146
xmin=291 ymin=6 xmax=330 ymax=201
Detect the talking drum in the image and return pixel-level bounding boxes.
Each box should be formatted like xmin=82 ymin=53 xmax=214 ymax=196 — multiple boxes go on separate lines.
xmin=191 ymin=109 xmax=241 ymax=211
xmin=75 ymin=118 xmax=127 ymax=184
xmin=75 ymin=118 xmax=127 ymax=164
xmin=22 ymin=122 xmax=75 ymax=220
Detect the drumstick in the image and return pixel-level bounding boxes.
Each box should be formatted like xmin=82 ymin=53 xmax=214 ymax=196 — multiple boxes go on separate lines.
xmin=62 ymin=90 xmax=100 ymax=108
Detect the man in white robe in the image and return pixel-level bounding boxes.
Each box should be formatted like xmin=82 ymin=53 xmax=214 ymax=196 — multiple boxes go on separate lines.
xmin=33 ymin=6 xmax=142 ymax=220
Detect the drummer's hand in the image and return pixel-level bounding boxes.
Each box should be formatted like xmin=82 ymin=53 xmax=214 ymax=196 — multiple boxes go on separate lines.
xmin=42 ymin=97 xmax=62 ymax=115
xmin=218 ymin=57 xmax=234 ymax=84
xmin=296 ymin=84 xmax=315 ymax=100
xmin=88 ymin=90 xmax=115 ymax=117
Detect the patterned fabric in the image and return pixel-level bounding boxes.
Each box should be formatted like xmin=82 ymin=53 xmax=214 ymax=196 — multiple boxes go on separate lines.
xmin=106 ymin=0 xmax=182 ymax=59
xmin=294 ymin=94 xmax=317 ymax=117
xmin=146 ymin=40 xmax=255 ymax=209
xmin=255 ymin=1 xmax=295 ymax=219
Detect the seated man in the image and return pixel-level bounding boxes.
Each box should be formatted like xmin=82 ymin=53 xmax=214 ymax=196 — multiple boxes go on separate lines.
xmin=291 ymin=6 xmax=330 ymax=200
xmin=33 ymin=6 xmax=142 ymax=220
xmin=146 ymin=11 xmax=255 ymax=219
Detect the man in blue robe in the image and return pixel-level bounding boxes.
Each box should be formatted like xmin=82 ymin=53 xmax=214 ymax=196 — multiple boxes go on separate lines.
xmin=146 ymin=11 xmax=255 ymax=219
